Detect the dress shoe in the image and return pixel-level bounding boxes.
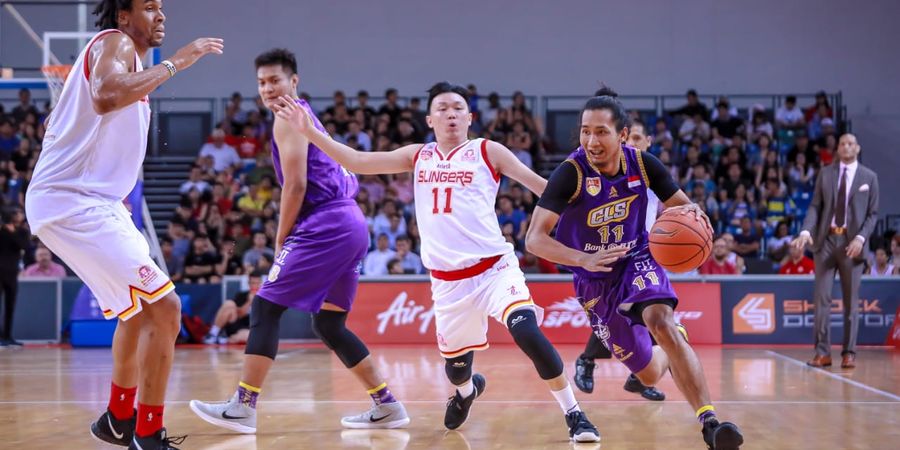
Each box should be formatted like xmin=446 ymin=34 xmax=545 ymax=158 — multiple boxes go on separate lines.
xmin=841 ymin=353 xmax=856 ymax=369
xmin=806 ymin=355 xmax=832 ymax=367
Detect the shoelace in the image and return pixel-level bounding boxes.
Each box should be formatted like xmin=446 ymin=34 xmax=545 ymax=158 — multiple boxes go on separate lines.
xmin=583 ymin=361 xmax=595 ymax=378
xmin=162 ymin=434 xmax=187 ymax=448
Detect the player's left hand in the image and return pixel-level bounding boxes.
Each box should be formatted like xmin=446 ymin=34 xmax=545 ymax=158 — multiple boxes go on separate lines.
xmin=669 ymin=203 xmax=713 ymax=235
xmin=846 ymin=237 xmax=864 ymax=258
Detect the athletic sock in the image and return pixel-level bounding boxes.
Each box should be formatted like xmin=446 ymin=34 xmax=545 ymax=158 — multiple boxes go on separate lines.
xmin=135 ymin=403 xmax=163 ymax=438
xmin=208 ymin=325 xmax=221 ymax=336
xmin=108 ymin=382 xmax=137 ymax=420
xmin=456 ymin=378 xmax=475 ymax=398
xmin=237 ymin=381 xmax=261 ymax=409
xmin=367 ymin=382 xmax=397 ymax=405
xmin=696 ymin=405 xmax=717 ymax=424
xmin=551 ymin=385 xmax=581 ymax=413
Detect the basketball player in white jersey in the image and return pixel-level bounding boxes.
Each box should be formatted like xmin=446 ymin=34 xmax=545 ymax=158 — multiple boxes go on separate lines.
xmin=572 ymin=117 xmax=669 ymax=402
xmin=273 ymin=83 xmax=625 ymax=443
xmin=25 ymin=1 xmax=222 ymax=449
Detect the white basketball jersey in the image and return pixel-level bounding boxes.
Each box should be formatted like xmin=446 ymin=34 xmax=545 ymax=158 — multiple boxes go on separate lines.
xmin=413 ymin=138 xmax=513 ymax=271
xmin=26 ymin=29 xmax=150 ymax=233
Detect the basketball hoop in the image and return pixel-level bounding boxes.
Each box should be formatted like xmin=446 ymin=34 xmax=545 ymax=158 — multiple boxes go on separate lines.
xmin=41 ymin=64 xmax=72 ymax=107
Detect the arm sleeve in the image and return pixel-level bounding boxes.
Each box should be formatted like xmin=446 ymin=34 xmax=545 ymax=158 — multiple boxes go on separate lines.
xmin=641 ymin=151 xmax=680 ymax=202
xmin=536 ymin=161 xmax=579 ymax=215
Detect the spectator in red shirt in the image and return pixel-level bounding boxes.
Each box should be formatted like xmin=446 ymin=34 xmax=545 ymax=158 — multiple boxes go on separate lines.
xmin=699 ymin=238 xmax=740 ymax=275
xmin=779 ymin=244 xmax=815 ymax=275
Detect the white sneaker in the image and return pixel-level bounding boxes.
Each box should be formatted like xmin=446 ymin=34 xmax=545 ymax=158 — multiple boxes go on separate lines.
xmin=189 ymin=393 xmax=257 ymax=434
xmin=340 ymin=402 xmax=410 ymax=429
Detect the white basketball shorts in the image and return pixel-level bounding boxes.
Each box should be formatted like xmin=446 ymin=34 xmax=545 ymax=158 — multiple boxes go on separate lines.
xmin=430 ymin=252 xmax=544 ymax=358
xmin=36 ymin=202 xmax=174 ymax=321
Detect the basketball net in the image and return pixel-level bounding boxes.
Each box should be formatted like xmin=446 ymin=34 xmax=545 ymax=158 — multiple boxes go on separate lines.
xmin=41 ymin=64 xmax=72 ymax=107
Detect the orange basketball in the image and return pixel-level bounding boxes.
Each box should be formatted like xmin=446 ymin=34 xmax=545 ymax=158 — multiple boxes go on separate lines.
xmin=648 ymin=209 xmax=713 ymax=273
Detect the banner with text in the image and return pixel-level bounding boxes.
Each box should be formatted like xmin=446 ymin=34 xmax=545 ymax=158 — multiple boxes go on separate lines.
xmin=721 ymin=278 xmax=899 ymax=345
xmin=346 ymin=281 xmax=722 ymax=345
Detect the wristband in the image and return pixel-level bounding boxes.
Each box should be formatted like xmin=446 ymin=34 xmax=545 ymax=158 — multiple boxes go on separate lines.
xmin=160 ymin=60 xmax=177 ymax=78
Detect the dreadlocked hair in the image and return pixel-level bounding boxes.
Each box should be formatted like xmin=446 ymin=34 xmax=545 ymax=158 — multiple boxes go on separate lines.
xmin=93 ymin=0 xmax=133 ymax=30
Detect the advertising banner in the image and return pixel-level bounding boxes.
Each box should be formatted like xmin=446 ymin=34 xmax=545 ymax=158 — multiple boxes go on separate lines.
xmin=346 ymin=281 xmax=722 ymax=345
xmin=722 ymin=278 xmax=899 ymax=345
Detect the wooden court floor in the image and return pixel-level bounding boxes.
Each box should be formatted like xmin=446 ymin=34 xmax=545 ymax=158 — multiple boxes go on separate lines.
xmin=1 ymin=344 xmax=898 ymax=449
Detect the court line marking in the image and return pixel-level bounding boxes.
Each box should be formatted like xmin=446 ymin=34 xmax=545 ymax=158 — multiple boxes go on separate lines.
xmin=766 ymin=350 xmax=900 ymax=402
xmin=1 ymin=400 xmax=898 ymax=405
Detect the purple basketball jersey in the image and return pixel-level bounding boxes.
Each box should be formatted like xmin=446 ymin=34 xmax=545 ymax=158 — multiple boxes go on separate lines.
xmin=556 ymin=145 xmax=654 ymax=280
xmin=271 ymin=99 xmax=358 ymax=218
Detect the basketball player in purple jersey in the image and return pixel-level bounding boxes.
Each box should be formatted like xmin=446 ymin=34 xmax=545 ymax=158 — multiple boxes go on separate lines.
xmin=573 ymin=117 xmax=667 ymax=402
xmin=274 ymin=82 xmax=612 ymax=442
xmin=526 ymin=89 xmax=744 ymax=449
xmin=190 ymin=49 xmax=409 ymax=433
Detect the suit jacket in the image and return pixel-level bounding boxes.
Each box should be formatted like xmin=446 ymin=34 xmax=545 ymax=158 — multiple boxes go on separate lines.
xmin=801 ymin=161 xmax=879 ymax=252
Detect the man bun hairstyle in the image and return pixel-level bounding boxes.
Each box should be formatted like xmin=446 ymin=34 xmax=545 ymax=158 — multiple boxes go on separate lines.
xmin=583 ymin=84 xmax=628 ymax=131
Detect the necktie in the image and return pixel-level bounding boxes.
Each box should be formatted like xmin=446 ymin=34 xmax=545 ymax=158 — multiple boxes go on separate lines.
xmin=835 ymin=167 xmax=847 ymax=227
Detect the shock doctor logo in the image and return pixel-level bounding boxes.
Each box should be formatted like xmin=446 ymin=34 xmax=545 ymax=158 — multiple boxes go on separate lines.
xmin=733 ymin=294 xmax=775 ymax=334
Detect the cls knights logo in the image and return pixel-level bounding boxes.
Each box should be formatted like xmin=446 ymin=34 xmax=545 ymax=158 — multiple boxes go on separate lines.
xmin=587 ymin=195 xmax=639 ymax=227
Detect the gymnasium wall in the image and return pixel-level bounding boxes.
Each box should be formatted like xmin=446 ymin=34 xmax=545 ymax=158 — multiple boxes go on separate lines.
xmin=2 ymin=0 xmax=899 ymax=213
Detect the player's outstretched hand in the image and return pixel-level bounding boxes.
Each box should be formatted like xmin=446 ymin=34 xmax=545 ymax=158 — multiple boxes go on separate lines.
xmin=578 ymin=245 xmax=629 ymax=272
xmin=169 ymin=38 xmax=224 ymax=71
xmin=791 ymin=233 xmax=812 ymax=250
xmin=272 ymin=95 xmax=315 ymax=136
xmin=668 ymin=203 xmax=713 ymax=236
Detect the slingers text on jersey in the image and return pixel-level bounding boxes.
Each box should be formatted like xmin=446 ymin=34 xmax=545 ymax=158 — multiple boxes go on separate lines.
xmin=413 ymin=138 xmax=513 ymax=271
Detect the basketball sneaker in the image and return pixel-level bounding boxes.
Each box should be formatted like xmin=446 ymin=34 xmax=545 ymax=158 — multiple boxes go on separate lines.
xmin=90 ymin=409 xmax=135 ymax=446
xmin=189 ymin=394 xmax=257 ymax=434
xmin=128 ymin=428 xmax=185 ymax=450
xmin=340 ymin=401 xmax=410 ymax=429
xmin=444 ymin=373 xmax=486 ymax=430
xmin=565 ymin=410 xmax=601 ymax=443
xmin=623 ymin=373 xmax=665 ymax=401
xmin=573 ymin=356 xmax=595 ymax=394
xmin=701 ymin=418 xmax=744 ymax=450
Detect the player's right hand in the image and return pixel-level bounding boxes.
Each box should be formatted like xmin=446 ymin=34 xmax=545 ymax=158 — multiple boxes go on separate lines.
xmin=791 ymin=233 xmax=812 ymax=250
xmin=272 ymin=95 xmax=315 ymax=136
xmin=170 ymin=38 xmax=224 ymax=71
xmin=578 ymin=245 xmax=629 ymax=272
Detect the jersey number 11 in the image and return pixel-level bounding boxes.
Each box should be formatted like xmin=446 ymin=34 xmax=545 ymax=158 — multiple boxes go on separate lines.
xmin=432 ymin=187 xmax=453 ymax=214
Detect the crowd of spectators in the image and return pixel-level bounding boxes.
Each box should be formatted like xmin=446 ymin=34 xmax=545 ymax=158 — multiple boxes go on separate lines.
xmin=2 ymin=84 xmax=896 ymax=279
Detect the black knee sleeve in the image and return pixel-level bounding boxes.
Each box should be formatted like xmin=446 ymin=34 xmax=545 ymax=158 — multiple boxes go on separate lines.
xmin=444 ymin=352 xmax=474 ymax=385
xmin=507 ymin=309 xmax=564 ymax=380
xmin=583 ymin=332 xmax=612 ymax=360
xmin=311 ymin=310 xmax=370 ymax=368
xmin=245 ymin=296 xmax=287 ymax=359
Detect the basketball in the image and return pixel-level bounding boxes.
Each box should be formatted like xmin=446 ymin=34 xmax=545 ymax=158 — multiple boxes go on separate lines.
xmin=648 ymin=209 xmax=713 ymax=273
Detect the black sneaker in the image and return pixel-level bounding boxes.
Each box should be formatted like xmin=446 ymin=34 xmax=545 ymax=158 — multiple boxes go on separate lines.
xmin=702 ymin=418 xmax=744 ymax=450
xmin=623 ymin=374 xmax=665 ymax=401
xmin=444 ymin=373 xmax=486 ymax=430
xmin=565 ymin=410 xmax=600 ymax=443
xmin=573 ymin=356 xmax=595 ymax=394
xmin=90 ymin=409 xmax=135 ymax=447
xmin=129 ymin=428 xmax=186 ymax=450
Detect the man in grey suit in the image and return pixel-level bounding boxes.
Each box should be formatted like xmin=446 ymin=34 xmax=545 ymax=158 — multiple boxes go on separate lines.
xmin=792 ymin=133 xmax=879 ymax=369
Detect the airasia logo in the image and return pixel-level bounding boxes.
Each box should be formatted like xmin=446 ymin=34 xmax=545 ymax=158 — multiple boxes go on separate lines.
xmin=542 ymin=298 xmax=592 ymax=328
xmin=376 ymin=292 xmax=435 ymax=335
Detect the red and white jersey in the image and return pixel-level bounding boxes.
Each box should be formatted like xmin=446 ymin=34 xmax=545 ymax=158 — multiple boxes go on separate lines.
xmin=26 ymin=29 xmax=150 ymax=234
xmin=413 ymin=138 xmax=513 ymax=271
